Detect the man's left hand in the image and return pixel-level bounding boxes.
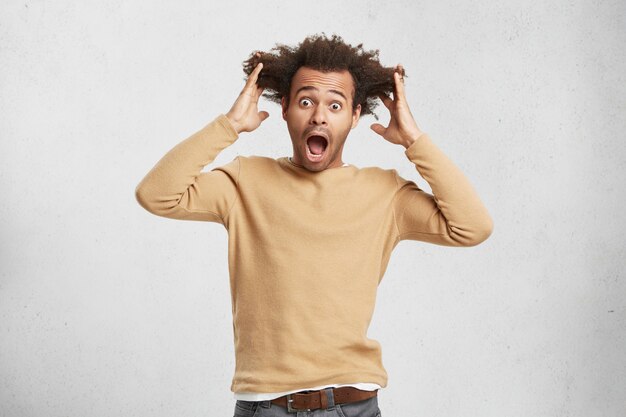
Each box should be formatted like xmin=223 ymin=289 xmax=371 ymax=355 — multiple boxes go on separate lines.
xmin=370 ymin=64 xmax=425 ymax=149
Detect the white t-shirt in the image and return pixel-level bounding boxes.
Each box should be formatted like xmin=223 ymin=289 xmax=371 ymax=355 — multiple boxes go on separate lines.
xmin=234 ymin=382 xmax=382 ymax=401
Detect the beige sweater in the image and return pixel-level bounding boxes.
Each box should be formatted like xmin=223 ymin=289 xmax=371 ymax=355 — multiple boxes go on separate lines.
xmin=135 ymin=114 xmax=493 ymax=393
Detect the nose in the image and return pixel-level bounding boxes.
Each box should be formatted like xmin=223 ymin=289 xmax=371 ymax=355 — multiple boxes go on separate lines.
xmin=309 ymin=104 xmax=327 ymax=126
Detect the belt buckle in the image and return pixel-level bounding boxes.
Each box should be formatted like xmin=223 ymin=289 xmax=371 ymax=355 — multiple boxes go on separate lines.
xmin=286 ymin=394 xmax=311 ymax=413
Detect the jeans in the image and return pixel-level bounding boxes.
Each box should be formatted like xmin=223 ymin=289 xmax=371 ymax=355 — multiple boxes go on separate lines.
xmin=233 ymin=387 xmax=382 ymax=417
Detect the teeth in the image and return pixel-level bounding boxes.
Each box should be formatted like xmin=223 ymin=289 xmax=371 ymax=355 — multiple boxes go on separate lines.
xmin=306 ymin=143 xmax=324 ymax=160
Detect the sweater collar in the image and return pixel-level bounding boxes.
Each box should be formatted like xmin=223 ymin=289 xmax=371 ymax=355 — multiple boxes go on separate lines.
xmin=285 ymin=156 xmax=351 ymax=169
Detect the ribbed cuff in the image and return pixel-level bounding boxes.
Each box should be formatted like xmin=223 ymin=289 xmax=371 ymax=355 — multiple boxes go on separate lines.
xmin=404 ymin=132 xmax=431 ymax=159
xmin=215 ymin=114 xmax=240 ymax=140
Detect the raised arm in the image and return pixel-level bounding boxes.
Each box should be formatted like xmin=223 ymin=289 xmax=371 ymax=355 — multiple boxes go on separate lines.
xmin=392 ymin=134 xmax=493 ymax=246
xmin=371 ymin=64 xmax=493 ymax=246
xmin=135 ymin=61 xmax=268 ymax=226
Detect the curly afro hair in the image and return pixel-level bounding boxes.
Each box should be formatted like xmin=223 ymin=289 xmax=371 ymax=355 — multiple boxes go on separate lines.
xmin=241 ymin=33 xmax=406 ymax=121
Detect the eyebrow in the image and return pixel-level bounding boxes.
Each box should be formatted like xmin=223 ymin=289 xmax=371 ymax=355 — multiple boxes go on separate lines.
xmin=294 ymin=86 xmax=348 ymax=103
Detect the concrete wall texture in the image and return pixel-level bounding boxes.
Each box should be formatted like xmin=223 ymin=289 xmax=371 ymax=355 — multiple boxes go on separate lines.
xmin=1 ymin=1 xmax=624 ymax=416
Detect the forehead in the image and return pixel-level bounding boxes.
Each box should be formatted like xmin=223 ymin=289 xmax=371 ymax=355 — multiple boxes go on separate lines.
xmin=289 ymin=67 xmax=355 ymax=100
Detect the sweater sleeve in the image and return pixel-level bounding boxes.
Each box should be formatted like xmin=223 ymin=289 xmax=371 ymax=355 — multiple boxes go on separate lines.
xmin=392 ymin=133 xmax=493 ymax=246
xmin=135 ymin=114 xmax=240 ymax=226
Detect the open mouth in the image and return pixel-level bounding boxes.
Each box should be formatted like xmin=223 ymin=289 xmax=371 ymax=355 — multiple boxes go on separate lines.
xmin=305 ymin=135 xmax=328 ymax=162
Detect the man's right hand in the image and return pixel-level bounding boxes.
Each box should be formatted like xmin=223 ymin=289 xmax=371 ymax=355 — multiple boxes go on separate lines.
xmin=226 ymin=60 xmax=269 ymax=134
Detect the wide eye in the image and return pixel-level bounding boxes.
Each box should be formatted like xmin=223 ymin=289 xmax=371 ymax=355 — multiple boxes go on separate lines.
xmin=300 ymin=98 xmax=312 ymax=107
xmin=330 ymin=103 xmax=342 ymax=111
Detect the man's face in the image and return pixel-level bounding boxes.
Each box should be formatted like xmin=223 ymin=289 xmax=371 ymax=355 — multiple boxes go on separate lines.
xmin=281 ymin=66 xmax=361 ymax=172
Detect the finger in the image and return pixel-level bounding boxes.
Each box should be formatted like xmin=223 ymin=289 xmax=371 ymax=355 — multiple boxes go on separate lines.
xmin=394 ymin=67 xmax=406 ymax=102
xmin=370 ymin=123 xmax=387 ymax=137
xmin=253 ymin=86 xmax=265 ymax=103
xmin=397 ymin=63 xmax=404 ymax=78
xmin=252 ymin=62 xmax=263 ymax=82
xmin=244 ymin=62 xmax=264 ymax=91
xmin=394 ymin=63 xmax=405 ymax=79
xmin=241 ymin=64 xmax=263 ymax=98
xmin=393 ymin=72 xmax=405 ymax=103
xmin=378 ymin=93 xmax=393 ymax=110
xmin=258 ymin=111 xmax=269 ymax=122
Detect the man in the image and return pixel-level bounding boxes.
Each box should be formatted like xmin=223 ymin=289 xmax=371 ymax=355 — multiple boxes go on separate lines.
xmin=135 ymin=34 xmax=493 ymax=417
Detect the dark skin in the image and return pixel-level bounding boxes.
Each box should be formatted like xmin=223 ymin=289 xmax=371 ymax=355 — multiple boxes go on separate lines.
xmin=280 ymin=66 xmax=361 ymax=171
xmin=225 ymin=57 xmax=425 ymax=156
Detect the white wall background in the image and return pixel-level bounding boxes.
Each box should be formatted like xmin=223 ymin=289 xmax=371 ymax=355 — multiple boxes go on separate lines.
xmin=1 ymin=1 xmax=624 ymax=416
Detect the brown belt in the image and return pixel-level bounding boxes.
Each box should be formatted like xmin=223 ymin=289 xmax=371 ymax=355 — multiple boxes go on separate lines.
xmin=271 ymin=386 xmax=378 ymax=413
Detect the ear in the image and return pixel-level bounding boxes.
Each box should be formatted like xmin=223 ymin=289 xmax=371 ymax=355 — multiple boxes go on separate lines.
xmin=351 ymin=103 xmax=362 ymax=129
xmin=281 ymin=96 xmax=288 ymax=121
